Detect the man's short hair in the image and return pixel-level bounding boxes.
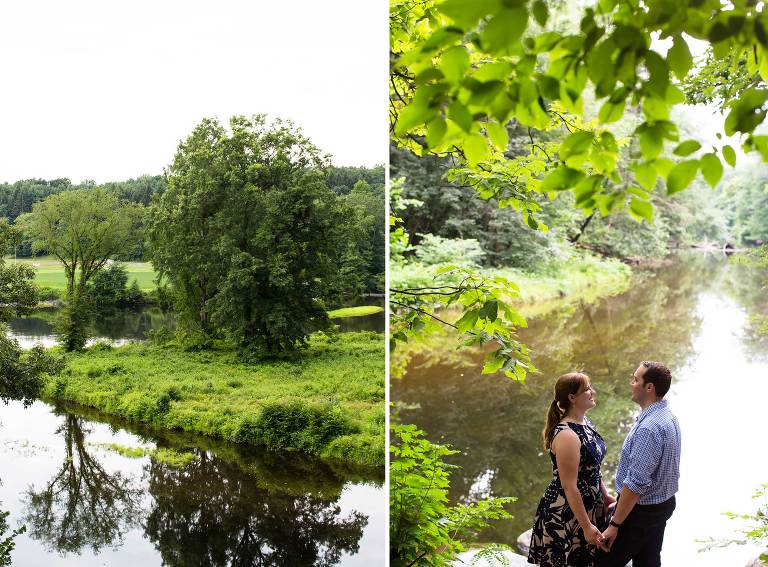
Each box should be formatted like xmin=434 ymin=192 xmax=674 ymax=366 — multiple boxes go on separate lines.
xmin=641 ymin=361 xmax=672 ymax=397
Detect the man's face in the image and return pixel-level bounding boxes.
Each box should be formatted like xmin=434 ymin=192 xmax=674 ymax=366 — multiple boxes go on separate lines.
xmin=630 ymin=364 xmax=652 ymax=405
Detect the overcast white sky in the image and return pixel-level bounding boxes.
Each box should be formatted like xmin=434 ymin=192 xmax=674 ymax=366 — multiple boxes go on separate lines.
xmin=0 ymin=0 xmax=387 ymax=184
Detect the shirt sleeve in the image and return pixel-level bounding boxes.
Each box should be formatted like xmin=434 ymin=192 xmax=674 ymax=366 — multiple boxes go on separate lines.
xmin=620 ymin=426 xmax=662 ymax=495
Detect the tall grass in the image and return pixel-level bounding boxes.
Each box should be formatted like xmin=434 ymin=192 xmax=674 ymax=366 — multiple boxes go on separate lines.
xmin=43 ymin=331 xmax=385 ymax=467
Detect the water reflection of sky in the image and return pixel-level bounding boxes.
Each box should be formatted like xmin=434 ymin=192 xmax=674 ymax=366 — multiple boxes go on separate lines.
xmin=0 ymin=401 xmax=384 ymax=566
xmin=666 ymin=292 xmax=765 ymax=565
xmin=7 ymin=301 xmax=385 ymax=349
xmin=394 ymin=254 xmax=768 ymax=564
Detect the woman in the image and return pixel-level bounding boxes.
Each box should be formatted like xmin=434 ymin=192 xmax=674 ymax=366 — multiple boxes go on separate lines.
xmin=528 ymin=373 xmax=615 ymax=567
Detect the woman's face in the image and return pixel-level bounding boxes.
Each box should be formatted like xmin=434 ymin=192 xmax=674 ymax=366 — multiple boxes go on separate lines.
xmin=570 ymin=381 xmax=596 ymax=412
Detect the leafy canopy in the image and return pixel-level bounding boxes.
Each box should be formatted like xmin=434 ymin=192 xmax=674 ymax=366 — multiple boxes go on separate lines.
xmin=391 ymin=0 xmax=768 ymax=224
xmin=148 ymin=115 xmax=350 ymax=354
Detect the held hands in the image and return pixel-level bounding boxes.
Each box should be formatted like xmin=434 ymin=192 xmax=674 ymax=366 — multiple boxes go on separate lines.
xmin=599 ymin=525 xmax=618 ymax=552
xmin=583 ymin=523 xmax=605 ymax=547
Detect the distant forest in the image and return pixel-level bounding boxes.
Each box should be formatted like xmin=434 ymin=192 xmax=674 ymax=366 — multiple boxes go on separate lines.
xmin=0 ymin=165 xmax=385 ymax=278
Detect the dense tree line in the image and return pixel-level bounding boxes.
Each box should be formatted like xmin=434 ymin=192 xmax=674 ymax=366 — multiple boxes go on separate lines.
xmin=392 ymin=142 xmax=734 ymax=272
xmin=1 ymin=168 xmax=384 ymax=276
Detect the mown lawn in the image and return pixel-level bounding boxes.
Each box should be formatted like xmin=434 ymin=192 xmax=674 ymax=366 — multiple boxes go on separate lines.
xmin=5 ymin=255 xmax=157 ymax=290
xmin=43 ymin=331 xmax=385 ymax=467
xmin=328 ymin=306 xmax=383 ymax=318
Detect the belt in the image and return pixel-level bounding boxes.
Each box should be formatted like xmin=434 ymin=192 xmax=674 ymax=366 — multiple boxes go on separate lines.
xmin=636 ymin=495 xmax=676 ymax=510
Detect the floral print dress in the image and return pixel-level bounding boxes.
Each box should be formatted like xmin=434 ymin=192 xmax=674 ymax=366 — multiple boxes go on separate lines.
xmin=528 ymin=421 xmax=607 ymax=567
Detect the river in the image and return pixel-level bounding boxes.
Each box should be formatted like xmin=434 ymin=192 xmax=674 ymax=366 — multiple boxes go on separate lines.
xmin=393 ymin=252 xmax=768 ymax=565
xmin=5 ymin=300 xmax=385 ymax=349
xmin=0 ymin=400 xmax=384 ymax=566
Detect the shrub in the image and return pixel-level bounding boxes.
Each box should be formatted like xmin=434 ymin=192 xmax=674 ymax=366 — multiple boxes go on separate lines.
xmin=54 ymin=295 xmax=93 ymax=351
xmin=236 ymin=402 xmax=357 ymax=453
xmin=413 ymin=234 xmax=486 ymax=267
xmin=88 ymin=264 xmax=129 ymax=309
xmin=390 ymin=423 xmax=514 ymax=566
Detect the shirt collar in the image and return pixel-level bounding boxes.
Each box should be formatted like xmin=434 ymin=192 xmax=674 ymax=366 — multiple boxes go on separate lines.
xmin=636 ymin=399 xmax=667 ymax=425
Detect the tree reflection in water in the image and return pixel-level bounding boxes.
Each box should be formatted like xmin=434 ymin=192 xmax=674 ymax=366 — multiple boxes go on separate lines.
xmin=144 ymin=450 xmax=368 ymax=566
xmin=16 ymin=402 xmax=372 ymax=565
xmin=394 ymin=253 xmax=725 ymax=544
xmin=22 ymin=411 xmax=143 ymax=554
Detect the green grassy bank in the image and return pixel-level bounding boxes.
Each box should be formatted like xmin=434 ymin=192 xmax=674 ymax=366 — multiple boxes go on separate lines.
xmin=328 ymin=306 xmax=384 ymax=318
xmin=43 ymin=331 xmax=385 ymax=467
xmin=392 ymin=252 xmax=632 ymax=319
xmin=6 ymin=255 xmax=157 ymax=291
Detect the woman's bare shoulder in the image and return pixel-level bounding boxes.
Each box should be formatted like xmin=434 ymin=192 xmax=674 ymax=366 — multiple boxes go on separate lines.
xmin=551 ymin=424 xmax=579 ymax=453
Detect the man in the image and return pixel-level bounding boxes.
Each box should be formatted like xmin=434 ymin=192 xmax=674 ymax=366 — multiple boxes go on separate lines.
xmin=596 ymin=361 xmax=681 ymax=567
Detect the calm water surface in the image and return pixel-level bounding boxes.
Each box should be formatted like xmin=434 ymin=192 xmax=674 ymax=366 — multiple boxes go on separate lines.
xmin=393 ymin=253 xmax=768 ymax=565
xmin=0 ymin=401 xmax=384 ymax=566
xmin=6 ymin=301 xmax=384 ymax=348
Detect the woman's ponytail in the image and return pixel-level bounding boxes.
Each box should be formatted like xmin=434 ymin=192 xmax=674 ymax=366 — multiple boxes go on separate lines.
xmin=542 ymin=399 xmax=563 ymax=449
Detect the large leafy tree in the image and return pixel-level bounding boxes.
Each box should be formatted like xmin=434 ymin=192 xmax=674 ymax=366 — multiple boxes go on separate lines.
xmin=17 ymin=189 xmax=144 ymax=351
xmin=18 ymin=189 xmax=144 ymax=300
xmin=148 ymin=115 xmax=348 ymax=354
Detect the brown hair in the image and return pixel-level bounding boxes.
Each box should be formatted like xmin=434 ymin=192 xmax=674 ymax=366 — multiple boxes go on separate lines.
xmin=640 ymin=361 xmax=672 ymax=398
xmin=542 ymin=372 xmax=590 ymax=450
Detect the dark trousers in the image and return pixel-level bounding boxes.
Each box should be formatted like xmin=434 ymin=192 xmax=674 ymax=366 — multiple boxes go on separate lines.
xmin=595 ymin=496 xmax=676 ymax=567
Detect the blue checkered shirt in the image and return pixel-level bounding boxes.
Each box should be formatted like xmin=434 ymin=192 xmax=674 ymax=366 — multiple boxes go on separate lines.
xmin=615 ymin=399 xmax=681 ymax=505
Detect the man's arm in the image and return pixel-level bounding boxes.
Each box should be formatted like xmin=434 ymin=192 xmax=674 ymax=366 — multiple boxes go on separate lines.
xmin=599 ymin=486 xmax=640 ymax=549
xmin=599 ymin=427 xmax=662 ymax=551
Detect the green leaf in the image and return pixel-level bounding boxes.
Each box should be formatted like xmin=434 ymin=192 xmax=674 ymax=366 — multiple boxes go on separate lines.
xmin=751 ymin=135 xmax=768 ymax=161
xmin=439 ymin=46 xmax=470 ymax=83
xmin=722 ymin=144 xmax=737 ymax=166
xmin=479 ymin=299 xmax=498 ymax=321
xmin=559 ymin=131 xmax=594 ymax=160
xmin=426 ymin=118 xmax=447 ymax=148
xmin=481 ymin=7 xmax=528 ymax=54
xmin=653 ymin=158 xmax=675 ymax=178
xmin=699 ymin=153 xmax=723 ymax=188
xmin=644 ymin=50 xmax=670 ymax=98
xmin=573 ymin=175 xmax=602 ymax=206
xmin=587 ymin=39 xmax=616 ymax=86
xmin=638 ymin=125 xmax=664 ymax=160
xmin=666 ymin=160 xmax=699 ymax=194
xmin=667 ymin=36 xmax=693 ymax=80
xmin=598 ymin=100 xmax=624 ymax=123
xmin=541 ymin=167 xmax=585 ymax=192
xmin=629 ymin=197 xmax=653 ymax=221
xmin=395 ymin=101 xmax=432 ymax=136
xmin=665 ymin=84 xmax=686 ymax=105
xmin=673 ymin=140 xmax=702 ymax=157
xmin=632 ymin=162 xmax=657 ymax=191
xmin=533 ymin=0 xmax=548 ymax=26
xmin=483 ymin=355 xmax=505 ymax=374
xmin=536 ymin=75 xmax=560 ymax=100
xmin=455 ymin=309 xmax=480 ymax=333
xmin=724 ymin=88 xmax=768 ymax=136
xmin=485 ymin=122 xmax=509 ymax=151
xmin=464 ymin=134 xmax=491 ymax=165
xmin=642 ymin=98 xmax=669 ymax=121
xmin=439 ymin=0 xmax=501 ymax=29
xmin=449 ymin=100 xmax=473 ymax=132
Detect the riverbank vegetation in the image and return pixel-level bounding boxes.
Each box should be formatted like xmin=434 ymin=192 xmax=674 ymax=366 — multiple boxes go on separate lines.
xmin=1 ymin=114 xmax=385 ymax=471
xmin=42 ymin=332 xmax=384 ymax=466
